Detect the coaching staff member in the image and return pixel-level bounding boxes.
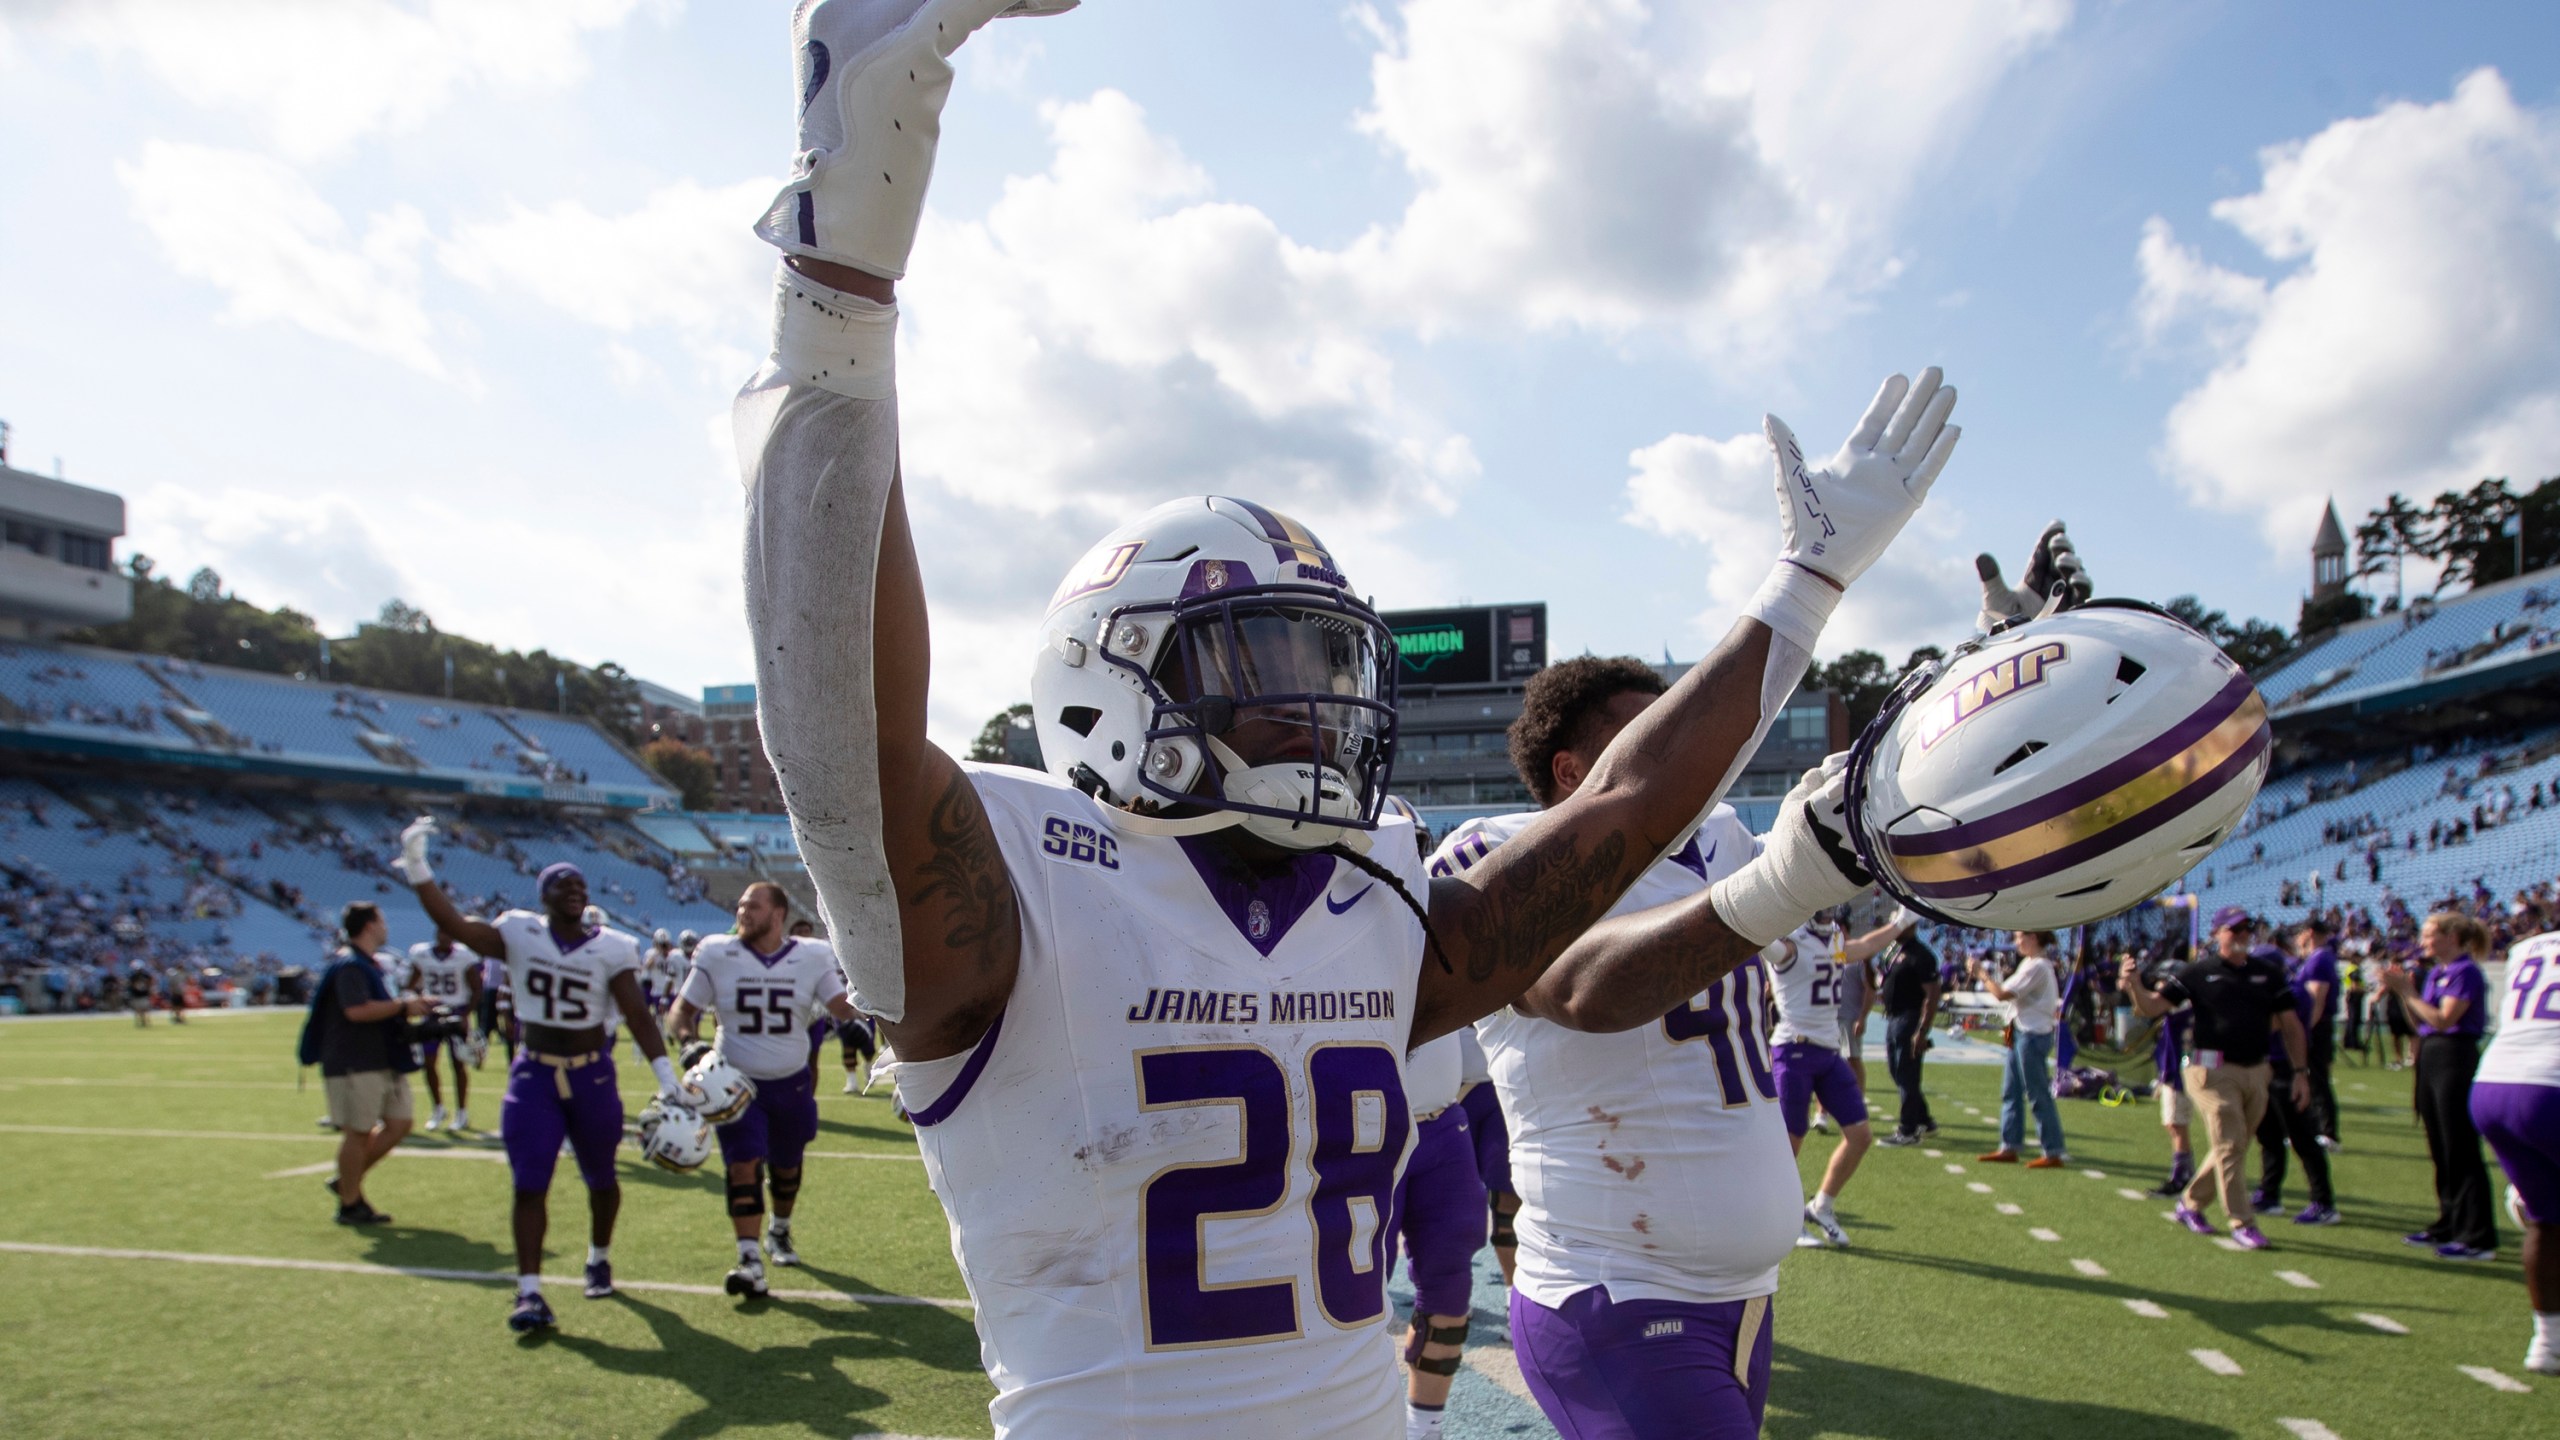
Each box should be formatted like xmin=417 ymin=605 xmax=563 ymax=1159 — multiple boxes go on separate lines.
xmin=2121 ymin=907 xmax=2309 ymax=1251
xmin=1875 ymin=911 xmax=1942 ymax=1146
xmin=306 ymin=902 xmax=429 ymax=1225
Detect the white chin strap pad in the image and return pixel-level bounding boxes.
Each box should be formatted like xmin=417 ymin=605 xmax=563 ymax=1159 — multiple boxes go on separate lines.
xmin=755 ymin=0 xmax=1077 ymax=280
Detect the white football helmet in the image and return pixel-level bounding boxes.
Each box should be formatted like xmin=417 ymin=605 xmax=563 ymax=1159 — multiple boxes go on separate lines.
xmin=1030 ymin=497 xmax=1401 ymax=852
xmin=637 ymin=1099 xmax=712 ymax=1173
xmin=684 ymin=1049 xmax=756 ymax=1125
xmin=1843 ymin=600 xmax=2269 ymax=931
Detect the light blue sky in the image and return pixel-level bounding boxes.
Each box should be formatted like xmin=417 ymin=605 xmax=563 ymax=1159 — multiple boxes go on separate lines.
xmin=3 ymin=1 xmax=2556 ymax=747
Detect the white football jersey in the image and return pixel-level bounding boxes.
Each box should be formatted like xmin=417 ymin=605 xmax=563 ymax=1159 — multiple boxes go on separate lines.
xmin=491 ymin=911 xmax=638 ymax=1033
xmin=1456 ymin=1025 xmax=1491 ymax=1087
xmin=1432 ymin=806 xmax=1799 ymax=1307
xmin=407 ymin=941 xmax=476 ymax=1002
xmin=1768 ymin=921 xmax=1850 ymax=1050
xmin=2480 ymin=930 xmax=2560 ymax=1087
xmin=679 ymin=935 xmax=848 ymax=1081
xmin=1406 ymin=1032 xmax=1463 ymax=1118
xmin=893 ymin=764 xmax=1427 ymax=1440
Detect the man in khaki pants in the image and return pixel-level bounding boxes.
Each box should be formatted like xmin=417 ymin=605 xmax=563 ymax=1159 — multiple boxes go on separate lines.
xmin=313 ymin=902 xmax=428 ymax=1225
xmin=2122 ymin=908 xmax=2310 ymax=1252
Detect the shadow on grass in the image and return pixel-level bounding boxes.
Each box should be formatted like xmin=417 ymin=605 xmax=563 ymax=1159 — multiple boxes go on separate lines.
xmin=549 ymin=1289 xmax=977 ymax=1440
xmin=1766 ymin=1342 xmax=2237 ymax=1440
xmin=353 ymin=1223 xmax=514 ymax=1274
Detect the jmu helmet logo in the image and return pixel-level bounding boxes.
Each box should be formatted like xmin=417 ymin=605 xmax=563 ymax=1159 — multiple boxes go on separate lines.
xmin=1049 ymin=540 xmax=1143 ymax=611
xmin=1915 ymin=641 xmax=2068 ymax=751
xmin=1246 ymin=899 xmax=1271 ymax=942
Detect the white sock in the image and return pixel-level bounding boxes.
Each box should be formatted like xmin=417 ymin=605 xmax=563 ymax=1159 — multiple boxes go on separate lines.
xmin=1405 ymin=1402 xmax=1445 ymax=1440
xmin=2537 ymin=1311 xmax=2558 ymax=1346
xmin=517 ymin=1273 xmax=542 ymax=1296
xmin=739 ymin=1238 xmax=763 ymax=1263
xmin=587 ymin=1245 xmax=609 ymax=1266
xmin=769 ymin=1217 xmax=792 ymax=1238
xmin=1809 ymin=1192 xmax=1835 ymax=1216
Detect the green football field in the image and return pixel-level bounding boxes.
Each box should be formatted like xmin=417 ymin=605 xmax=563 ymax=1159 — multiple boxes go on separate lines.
xmin=0 ymin=1011 xmax=2550 ymax=1439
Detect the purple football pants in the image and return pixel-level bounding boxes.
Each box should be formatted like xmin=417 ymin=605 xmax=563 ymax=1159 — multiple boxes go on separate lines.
xmin=1393 ymin=1105 xmax=1487 ymax=1318
xmin=717 ymin=1065 xmax=821 ymax=1170
xmin=2471 ymin=1080 xmax=2560 ymax=1224
xmin=1511 ymin=1285 xmax=1774 ymax=1440
xmin=1460 ymin=1080 xmax=1514 ymax=1195
xmin=1773 ymin=1040 xmax=1867 ymax=1137
xmin=501 ymin=1051 xmax=623 ymax=1192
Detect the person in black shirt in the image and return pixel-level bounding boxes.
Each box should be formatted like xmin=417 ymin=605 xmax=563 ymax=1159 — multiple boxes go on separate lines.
xmin=2122 ymin=907 xmax=2309 ymax=1251
xmin=1873 ymin=912 xmax=1942 ymax=1146
xmin=309 ymin=903 xmax=429 ymax=1225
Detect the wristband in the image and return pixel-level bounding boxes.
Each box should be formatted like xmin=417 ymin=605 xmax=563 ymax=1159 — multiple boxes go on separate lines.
xmin=1744 ymin=561 xmax=1841 ymax=654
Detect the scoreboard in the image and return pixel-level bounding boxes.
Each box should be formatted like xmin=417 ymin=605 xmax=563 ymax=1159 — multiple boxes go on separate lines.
xmin=1381 ymin=603 xmax=1547 ymax=690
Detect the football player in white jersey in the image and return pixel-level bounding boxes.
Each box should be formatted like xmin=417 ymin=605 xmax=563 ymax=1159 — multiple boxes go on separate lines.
xmin=2465 ymin=927 xmax=2560 ymax=1373
xmin=734 ymin=4 xmax=1956 ymax=1431
xmin=643 ymin=928 xmax=681 ymax=1013
xmin=1454 ymin=1026 xmax=1520 ymax=1286
xmin=405 ymin=923 xmax=484 ymax=1131
xmin=1765 ymin=908 xmax=1911 ymax=1248
xmin=669 ymin=882 xmax=864 ymax=1297
xmin=1430 ymin=657 xmax=1800 ymax=1440
xmin=393 ymin=849 xmax=699 ymax=1333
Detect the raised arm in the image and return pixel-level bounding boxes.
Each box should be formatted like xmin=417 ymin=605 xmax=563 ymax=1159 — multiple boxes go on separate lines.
xmin=738 ymin=1 xmax=1063 ymax=1062
xmin=1413 ymin=369 xmax=1957 ymax=1043
xmin=393 ymin=821 xmax=505 ymax=957
xmin=1509 ymin=891 xmax=1770 ymax=1033
xmin=1843 ymin=916 xmax=1913 ymax=965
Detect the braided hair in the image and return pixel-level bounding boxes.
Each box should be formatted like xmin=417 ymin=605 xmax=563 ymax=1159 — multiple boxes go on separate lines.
xmin=1321 ymin=841 xmax=1451 ymax=973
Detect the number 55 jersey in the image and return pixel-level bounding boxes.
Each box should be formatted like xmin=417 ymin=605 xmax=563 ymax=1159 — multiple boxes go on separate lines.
xmin=1430 ymin=805 xmax=1801 ymax=1309
xmin=678 ymin=935 xmax=846 ymax=1081
xmin=892 ymin=765 xmax=1429 ymax=1440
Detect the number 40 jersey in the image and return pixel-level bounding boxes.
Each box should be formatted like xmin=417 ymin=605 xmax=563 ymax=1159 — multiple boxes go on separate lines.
xmin=678 ymin=935 xmax=847 ymax=1081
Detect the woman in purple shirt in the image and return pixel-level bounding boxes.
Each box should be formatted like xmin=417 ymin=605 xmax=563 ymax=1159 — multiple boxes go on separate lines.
xmin=2382 ymin=912 xmax=2499 ymax=1259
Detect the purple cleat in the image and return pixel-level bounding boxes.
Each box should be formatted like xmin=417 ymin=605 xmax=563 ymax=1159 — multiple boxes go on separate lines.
xmin=2433 ymin=1242 xmax=2496 ymax=1262
xmin=2293 ymin=1203 xmax=2340 ymax=1226
xmin=2233 ymin=1224 xmax=2270 ymax=1250
xmin=2174 ymin=1204 xmax=2217 ymax=1236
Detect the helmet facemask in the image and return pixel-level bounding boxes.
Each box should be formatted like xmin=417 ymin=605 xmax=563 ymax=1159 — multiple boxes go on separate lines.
xmin=1095 ymin=582 xmax=1400 ymax=851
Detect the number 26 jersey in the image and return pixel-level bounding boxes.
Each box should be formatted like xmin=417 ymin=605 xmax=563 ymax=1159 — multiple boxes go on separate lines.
xmin=678 ymin=935 xmax=846 ymax=1081
xmin=492 ymin=912 xmax=637 ymax=1034
xmin=893 ymin=764 xmax=1427 ymax=1440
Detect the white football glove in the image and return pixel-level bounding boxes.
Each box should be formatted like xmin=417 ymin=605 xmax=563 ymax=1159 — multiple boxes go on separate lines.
xmin=1762 ymin=368 xmax=1960 ymax=590
xmin=649 ymin=1055 xmax=706 ymax=1110
xmin=754 ymin=0 xmax=1080 ymax=280
xmin=393 ymin=816 xmax=437 ymax=886
xmin=1976 ymin=519 xmax=2091 ymax=632
xmin=1707 ymin=754 xmax=1875 ymax=947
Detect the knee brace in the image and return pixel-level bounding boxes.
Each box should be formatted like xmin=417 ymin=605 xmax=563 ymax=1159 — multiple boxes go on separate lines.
xmin=769 ymin=1166 xmax=803 ymax=1209
xmin=727 ymin=1177 xmax=765 ymax=1220
xmin=1404 ymin=1316 xmax=1469 ymax=1375
xmin=1488 ymin=1197 xmax=1518 ymax=1249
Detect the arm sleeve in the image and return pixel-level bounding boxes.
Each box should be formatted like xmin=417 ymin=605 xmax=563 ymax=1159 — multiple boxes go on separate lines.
xmin=737 ymin=304 xmax=908 ymax=1021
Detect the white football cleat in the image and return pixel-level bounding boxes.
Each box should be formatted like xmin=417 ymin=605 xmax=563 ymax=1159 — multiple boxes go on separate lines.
xmin=1804 ymin=1202 xmax=1850 ymax=1248
xmin=843 ymin=1072 xmax=860 ymax=1095
xmin=453 ymin=1106 xmax=470 ymax=1132
xmin=726 ymin=1257 xmax=770 ymax=1299
xmin=767 ymin=1229 xmax=801 ymax=1267
xmin=2527 ymin=1338 xmax=2559 ymax=1376
xmin=426 ymin=1105 xmax=446 ymax=1132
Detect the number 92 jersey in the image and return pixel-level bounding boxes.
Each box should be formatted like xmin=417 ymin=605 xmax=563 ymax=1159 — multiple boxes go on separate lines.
xmin=2481 ymin=929 xmax=2560 ymax=1085
xmin=678 ymin=935 xmax=847 ymax=1081
xmin=893 ymin=764 xmax=1428 ymax=1440
xmin=492 ymin=912 xmax=638 ymax=1033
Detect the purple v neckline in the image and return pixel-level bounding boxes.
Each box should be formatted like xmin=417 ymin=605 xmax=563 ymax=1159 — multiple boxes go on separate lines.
xmin=1175 ymin=836 xmax=1339 ymax=958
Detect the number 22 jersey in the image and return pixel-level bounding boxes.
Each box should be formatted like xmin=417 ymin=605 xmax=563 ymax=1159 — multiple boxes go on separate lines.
xmin=893 ymin=764 xmax=1428 ymax=1440
xmin=491 ymin=912 xmax=638 ymax=1034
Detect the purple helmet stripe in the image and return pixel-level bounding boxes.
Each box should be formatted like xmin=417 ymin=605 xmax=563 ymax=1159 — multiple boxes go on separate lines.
xmin=1225 ymin=496 xmax=1330 ymax=571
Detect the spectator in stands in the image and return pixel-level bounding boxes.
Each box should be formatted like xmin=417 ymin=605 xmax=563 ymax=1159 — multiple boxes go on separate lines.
xmin=1973 ymin=932 xmax=2069 ymax=1167
xmin=2382 ymin=911 xmax=2501 ymax=1260
xmin=305 ymin=902 xmax=428 ymax=1227
xmin=2122 ymin=909 xmax=2311 ymax=1251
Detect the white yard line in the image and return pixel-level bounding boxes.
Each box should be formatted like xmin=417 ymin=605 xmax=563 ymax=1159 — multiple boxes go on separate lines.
xmin=263 ymin=1152 xmax=508 ymax=1178
xmin=2123 ymin=1298 xmax=2169 ymax=1319
xmin=2353 ymin=1313 xmax=2409 ymax=1335
xmin=0 ymin=1241 xmax=974 ymax=1310
xmin=1966 ymin=1182 xmax=1994 ymax=1194
xmin=1995 ymin=1203 xmax=2024 ymax=1216
xmin=2274 ymin=1269 xmax=2320 ymax=1289
xmin=2458 ymin=1365 xmax=2533 ymax=1393
xmin=2027 ymin=1227 xmax=2060 ymax=1242
xmin=2189 ymin=1348 xmax=2243 ymax=1376
xmin=1944 ymin=1163 xmax=1966 ymax=1175
xmin=3 ymin=1122 xmax=350 ymax=1144
xmin=1922 ymin=1148 xmax=1944 ymax=1158
xmin=2211 ymin=1237 xmax=2245 ymax=1252
xmin=2277 ymin=1419 xmax=2343 ymax=1440
xmin=2117 ymin=1188 xmax=2148 ymax=1201
xmin=2069 ymin=1258 xmax=2107 ymax=1277
xmin=2081 ymin=1169 xmax=2106 ymax=1180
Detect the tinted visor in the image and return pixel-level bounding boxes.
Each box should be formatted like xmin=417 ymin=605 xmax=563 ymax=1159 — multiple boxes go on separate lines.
xmin=1161 ymin=601 xmax=1388 ymax=770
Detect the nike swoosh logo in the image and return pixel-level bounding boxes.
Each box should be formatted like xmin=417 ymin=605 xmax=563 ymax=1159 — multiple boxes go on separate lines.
xmin=1702 ymin=840 xmax=1717 ymax=865
xmin=1326 ymin=885 xmax=1374 ymax=915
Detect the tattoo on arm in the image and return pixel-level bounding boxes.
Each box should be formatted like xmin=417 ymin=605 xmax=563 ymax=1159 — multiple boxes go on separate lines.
xmin=908 ymin=770 xmax=1020 ymax=978
xmin=1452 ymin=830 xmax=1630 ymax=983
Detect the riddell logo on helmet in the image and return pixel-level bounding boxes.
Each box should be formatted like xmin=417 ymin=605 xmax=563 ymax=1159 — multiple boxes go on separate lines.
xmin=1915 ymin=641 xmax=2068 ymax=751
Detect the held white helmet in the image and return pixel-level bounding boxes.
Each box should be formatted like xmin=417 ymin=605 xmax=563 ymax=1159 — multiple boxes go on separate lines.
xmin=1843 ymin=600 xmax=2270 ymax=931
xmin=683 ymin=1048 xmax=756 ymax=1125
xmin=1029 ymin=496 xmax=1401 ymax=851
xmin=637 ymin=1099 xmax=711 ymax=1173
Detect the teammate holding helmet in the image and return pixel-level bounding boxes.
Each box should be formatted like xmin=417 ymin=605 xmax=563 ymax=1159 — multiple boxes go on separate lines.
xmin=394 ymin=840 xmax=701 ymax=1333
xmin=733 ymin=4 xmax=1958 ymax=1433
xmin=667 ymin=881 xmax=863 ymax=1298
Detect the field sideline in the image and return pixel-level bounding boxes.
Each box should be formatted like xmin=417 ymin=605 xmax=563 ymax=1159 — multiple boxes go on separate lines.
xmin=0 ymin=1011 xmax=2550 ymax=1439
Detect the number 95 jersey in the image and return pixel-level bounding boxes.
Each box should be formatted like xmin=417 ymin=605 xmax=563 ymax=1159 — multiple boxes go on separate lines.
xmin=678 ymin=935 xmax=846 ymax=1081
xmin=493 ymin=912 xmax=638 ymax=1032
xmin=894 ymin=765 xmax=1428 ymax=1440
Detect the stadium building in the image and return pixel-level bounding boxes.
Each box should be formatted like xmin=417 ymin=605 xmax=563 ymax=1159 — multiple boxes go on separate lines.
xmin=1385 ymin=602 xmax=1847 ymax=837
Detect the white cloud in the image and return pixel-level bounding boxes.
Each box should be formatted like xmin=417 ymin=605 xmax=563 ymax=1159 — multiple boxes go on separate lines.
xmin=1622 ymin=426 xmax=1975 ymax=661
xmin=1335 ymin=0 xmax=2071 ymax=355
xmin=34 ymin=0 xmax=654 ymax=161
xmin=2139 ymin=68 xmax=2560 ymax=555
xmin=129 ymin=486 xmax=426 ymax=636
xmin=117 ymin=140 xmax=455 ymax=380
